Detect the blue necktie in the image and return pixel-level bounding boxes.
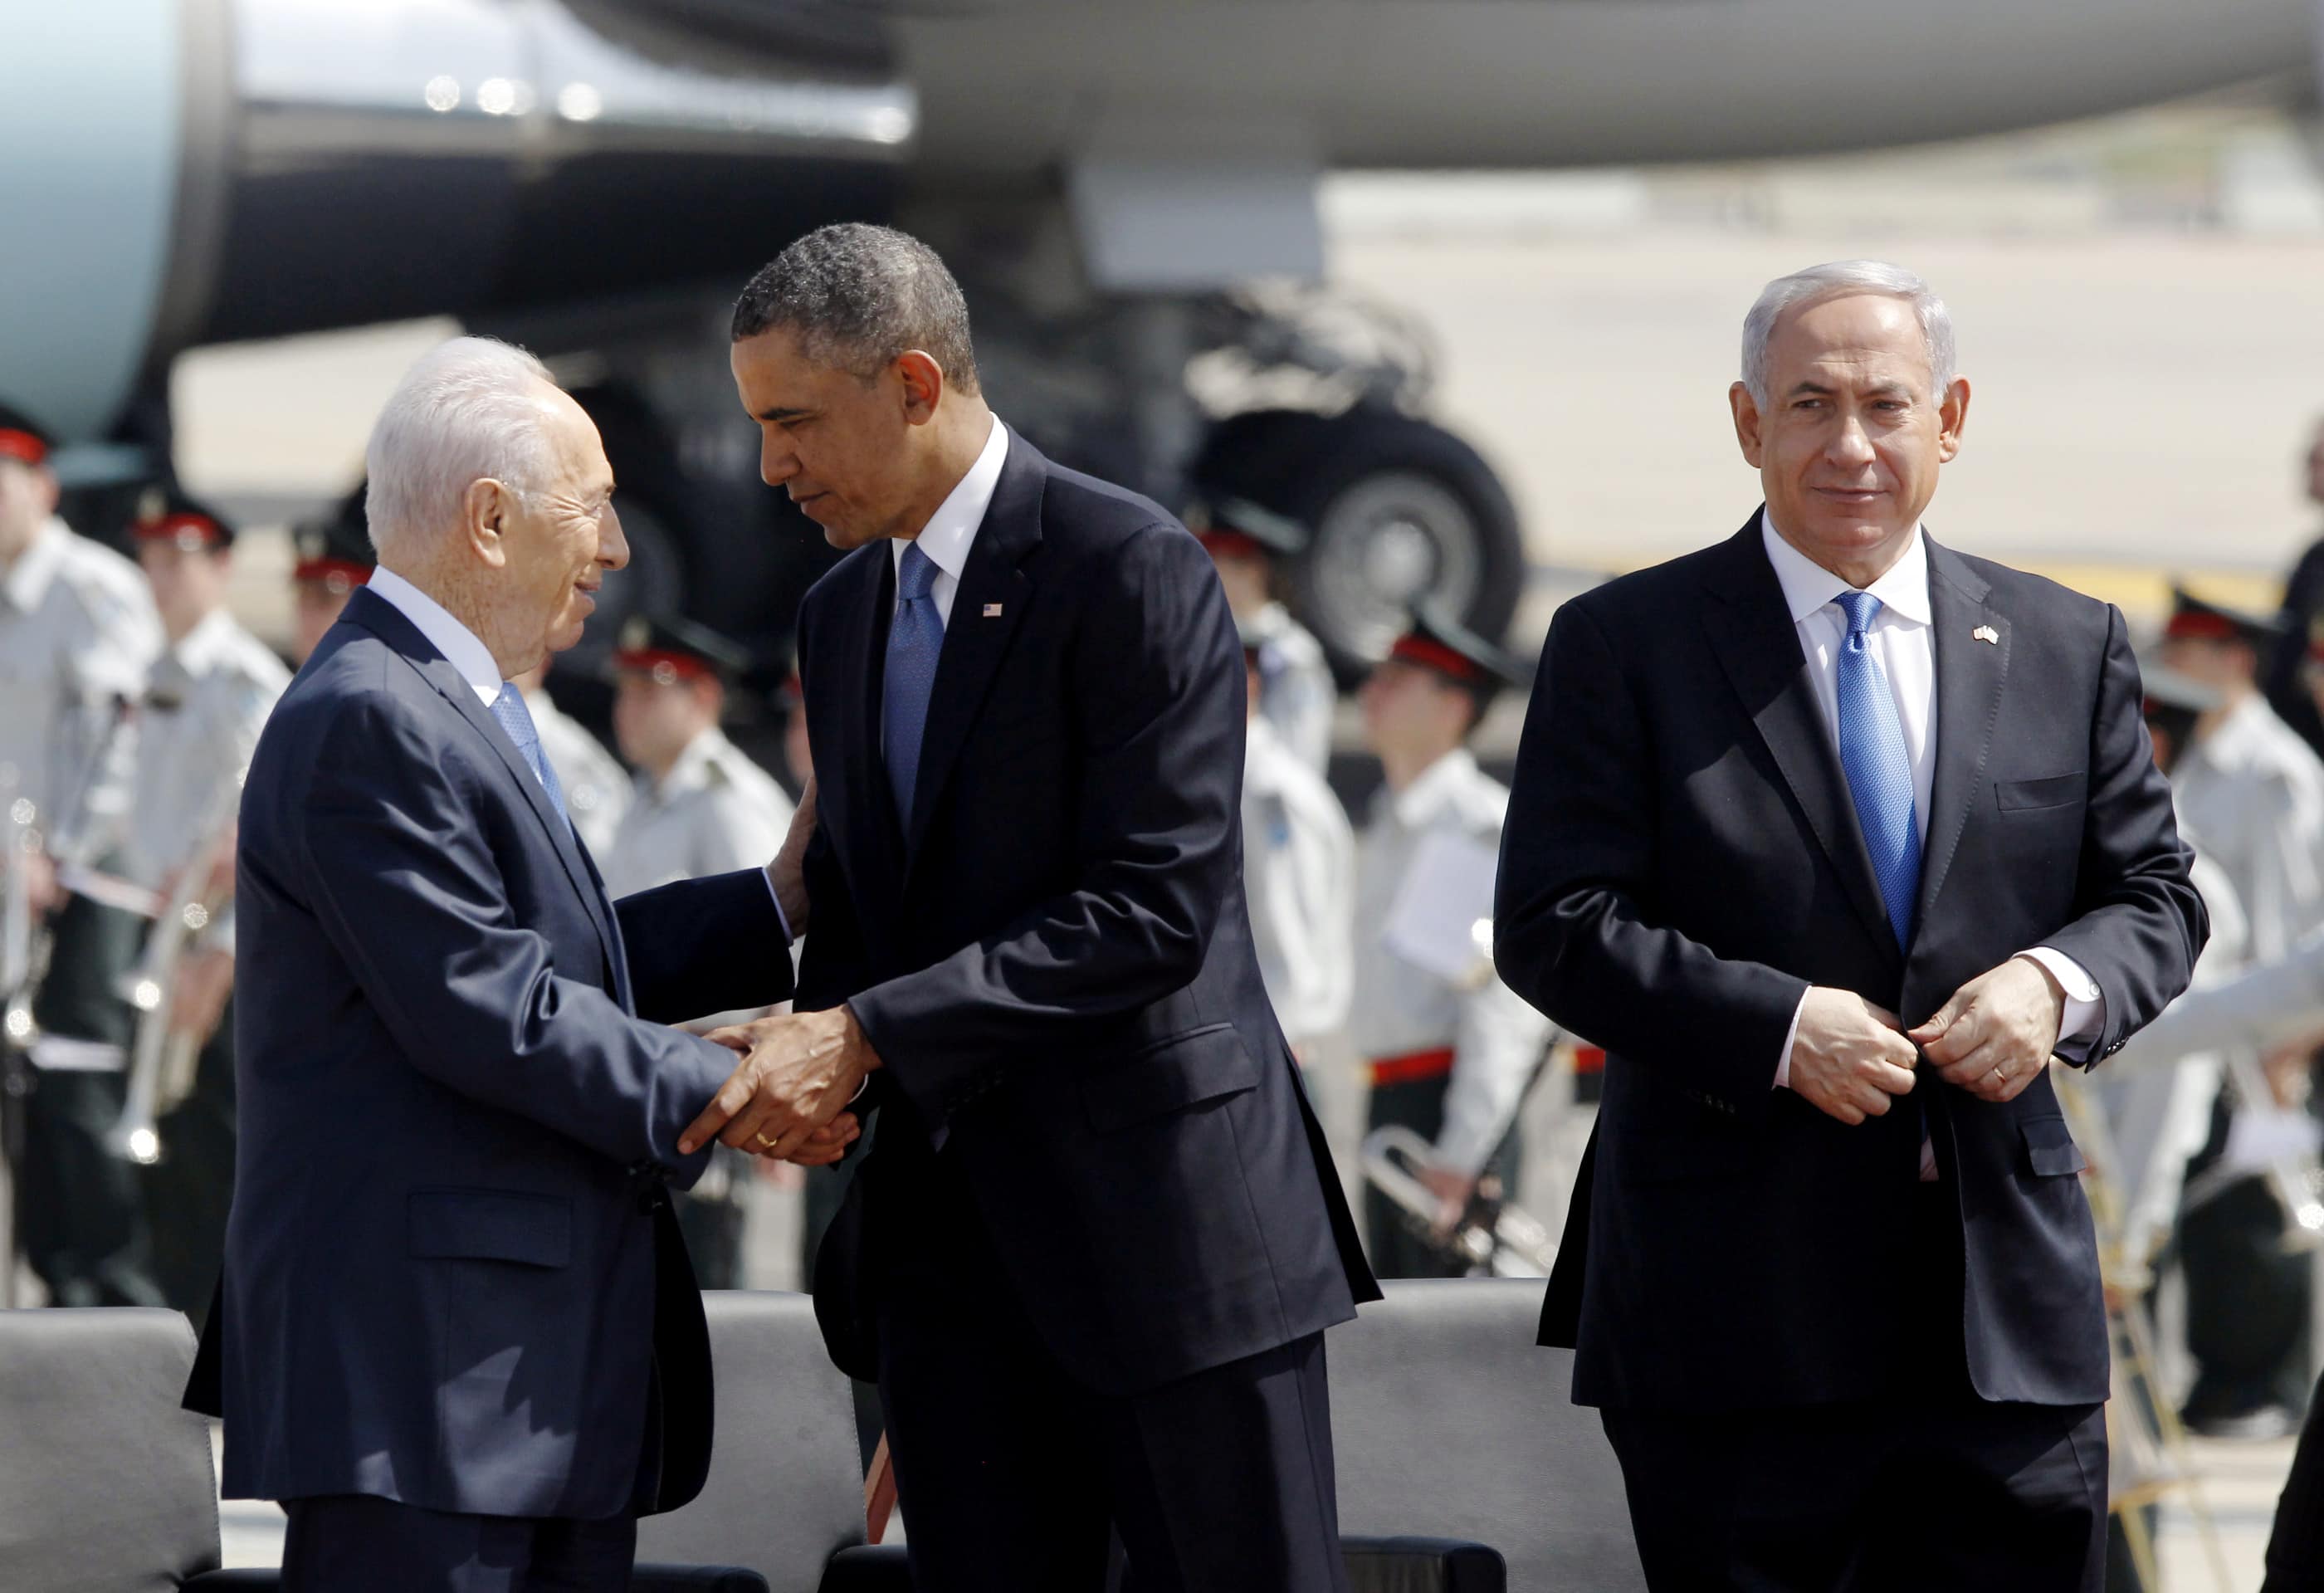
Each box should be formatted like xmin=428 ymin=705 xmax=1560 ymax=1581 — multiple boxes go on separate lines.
xmin=1833 ymin=591 xmax=1920 ymax=949
xmin=490 ymin=684 xmax=569 ymax=825
xmin=883 ymin=543 xmax=943 ymax=825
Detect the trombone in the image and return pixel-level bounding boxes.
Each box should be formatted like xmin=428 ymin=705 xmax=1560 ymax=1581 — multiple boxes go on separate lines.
xmin=106 ymin=778 xmax=242 ymax=1166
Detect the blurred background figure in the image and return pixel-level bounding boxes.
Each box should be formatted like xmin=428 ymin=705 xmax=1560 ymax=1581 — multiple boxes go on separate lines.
xmin=124 ymin=491 xmax=288 ymax=1322
xmin=1239 ymin=616 xmax=1355 ymax=1060
xmin=284 ymin=491 xmax=373 ymax=669
xmin=602 ymin=613 xmax=794 ymax=1290
xmin=0 ymin=402 xmax=164 ymax=1307
xmin=509 ymin=657 xmax=628 ymax=857
xmin=1195 ymin=498 xmax=1336 ymax=774
xmin=2156 ymin=589 xmax=2324 ymax=1439
xmin=1350 ymin=610 xmax=1547 ymax=1278
xmin=2265 ymin=417 xmax=2324 ymax=757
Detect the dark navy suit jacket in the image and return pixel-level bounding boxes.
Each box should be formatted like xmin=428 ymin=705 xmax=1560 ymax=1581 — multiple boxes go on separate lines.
xmin=191 ymin=588 xmax=792 ymax=1519
xmin=1500 ymin=517 xmax=2206 ymax=1411
xmin=800 ymin=433 xmax=1378 ymax=1396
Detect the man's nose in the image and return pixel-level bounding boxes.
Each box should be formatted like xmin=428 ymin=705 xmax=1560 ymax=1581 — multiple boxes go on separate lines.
xmin=1827 ymin=413 xmax=1877 ymax=466
xmin=598 ymin=501 xmax=630 ymax=570
xmin=761 ymin=436 xmax=798 ymax=487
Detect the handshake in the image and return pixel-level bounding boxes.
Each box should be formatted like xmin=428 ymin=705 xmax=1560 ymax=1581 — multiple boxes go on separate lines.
xmin=677 ymin=775 xmax=876 ymax=1169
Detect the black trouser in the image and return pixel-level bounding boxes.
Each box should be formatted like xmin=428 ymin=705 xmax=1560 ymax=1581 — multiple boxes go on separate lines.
xmin=1360 ymin=1072 xmax=1521 ymax=1280
xmin=2180 ymin=1091 xmax=2312 ymax=1424
xmin=1600 ymin=1185 xmax=2107 ymax=1593
xmin=281 ymin=1494 xmax=635 ymax=1593
xmin=18 ymin=889 xmax=163 ymax=1307
xmin=140 ymin=997 xmax=236 ymax=1323
xmin=870 ymin=1155 xmax=1350 ymax=1593
xmin=2263 ymin=1363 xmax=2324 ymax=1591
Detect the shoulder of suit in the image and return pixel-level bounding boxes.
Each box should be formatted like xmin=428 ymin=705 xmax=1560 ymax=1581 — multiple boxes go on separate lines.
xmin=1936 ymin=545 xmax=2112 ymax=628
xmin=1037 ymin=461 xmax=1184 ymax=555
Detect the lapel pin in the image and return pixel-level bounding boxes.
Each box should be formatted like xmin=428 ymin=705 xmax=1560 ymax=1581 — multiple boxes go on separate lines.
xmin=983 ymin=603 xmax=1004 ymax=618
xmin=1973 ymin=625 xmax=1999 ymax=645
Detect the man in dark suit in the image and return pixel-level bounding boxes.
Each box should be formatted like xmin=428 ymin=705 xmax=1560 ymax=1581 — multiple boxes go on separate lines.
xmin=686 ymin=223 xmax=1378 ymax=1592
xmin=191 ymin=336 xmax=847 ymax=1592
xmin=1496 ymin=261 xmax=2205 ymax=1591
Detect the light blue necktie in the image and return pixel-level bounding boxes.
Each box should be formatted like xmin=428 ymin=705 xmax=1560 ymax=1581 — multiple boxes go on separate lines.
xmin=1833 ymin=591 xmax=1920 ymax=949
xmin=490 ymin=683 xmax=568 ymax=825
xmin=883 ymin=543 xmax=943 ymax=825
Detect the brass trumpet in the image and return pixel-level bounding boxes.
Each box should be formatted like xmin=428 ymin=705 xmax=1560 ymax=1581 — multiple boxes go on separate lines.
xmin=1362 ymin=1124 xmax=1560 ymax=1278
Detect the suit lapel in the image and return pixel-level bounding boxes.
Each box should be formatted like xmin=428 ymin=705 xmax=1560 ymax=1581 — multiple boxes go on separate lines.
xmin=344 ymin=589 xmax=622 ymax=980
xmin=1911 ymin=537 xmax=2006 ymax=942
xmin=903 ymin=437 xmax=1044 ymax=862
xmin=1699 ymin=521 xmax=1902 ymax=967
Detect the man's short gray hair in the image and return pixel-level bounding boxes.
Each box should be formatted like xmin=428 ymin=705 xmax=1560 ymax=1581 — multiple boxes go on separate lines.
xmin=730 ymin=222 xmax=979 ymax=394
xmin=1741 ymin=260 xmax=1956 ymax=406
xmin=365 ymin=336 xmax=557 ymax=564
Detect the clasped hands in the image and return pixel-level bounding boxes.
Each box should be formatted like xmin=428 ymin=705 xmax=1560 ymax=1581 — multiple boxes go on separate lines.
xmin=678 ymin=1004 xmax=881 ymax=1166
xmin=1789 ymin=956 xmax=2066 ymax=1126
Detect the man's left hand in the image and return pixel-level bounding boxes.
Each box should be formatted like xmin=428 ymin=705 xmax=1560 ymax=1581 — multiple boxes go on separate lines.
xmin=678 ymin=1004 xmax=881 ymax=1159
xmin=1907 ymin=956 xmax=2065 ymax=1104
xmin=1418 ymin=1163 xmax=1477 ymax=1233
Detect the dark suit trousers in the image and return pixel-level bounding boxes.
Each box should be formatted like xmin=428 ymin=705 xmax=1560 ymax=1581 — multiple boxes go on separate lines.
xmin=1599 ymin=1185 xmax=2107 ymax=1593
xmin=281 ymin=1495 xmax=636 ymax=1593
xmin=871 ymin=1155 xmax=1350 ymax=1593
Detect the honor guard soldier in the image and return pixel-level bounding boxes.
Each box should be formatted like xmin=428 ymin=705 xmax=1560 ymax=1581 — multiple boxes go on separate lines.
xmin=603 ymin=614 xmax=795 ymax=1288
xmin=1194 ymin=497 xmax=1337 ymax=774
xmin=1350 ymin=610 xmax=1550 ymax=1278
xmin=2157 ymin=586 xmax=2324 ymax=1437
xmin=126 ymin=492 xmax=290 ymax=1318
xmin=0 ymin=403 xmax=167 ymax=1306
xmin=1239 ymin=617 xmax=1355 ymax=1055
xmin=507 ymin=660 xmax=629 ymax=857
xmin=286 ymin=491 xmax=373 ymax=667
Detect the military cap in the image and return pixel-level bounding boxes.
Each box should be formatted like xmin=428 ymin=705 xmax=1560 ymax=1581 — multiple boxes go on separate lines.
xmin=131 ymin=486 xmax=235 ymax=552
xmin=0 ymin=401 xmax=51 ymax=468
xmin=613 ymin=613 xmax=749 ymax=685
xmin=1189 ymin=496 xmax=1309 ymax=561
xmin=291 ymin=489 xmax=375 ymax=593
xmin=1382 ymin=604 xmax=1527 ymax=696
xmin=2163 ymin=585 xmax=2283 ymax=649
xmin=2139 ymin=657 xmax=2224 ymax=719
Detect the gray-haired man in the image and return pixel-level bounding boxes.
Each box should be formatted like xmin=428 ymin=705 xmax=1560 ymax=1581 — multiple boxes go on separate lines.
xmin=1496 ymin=261 xmax=2204 ymax=1589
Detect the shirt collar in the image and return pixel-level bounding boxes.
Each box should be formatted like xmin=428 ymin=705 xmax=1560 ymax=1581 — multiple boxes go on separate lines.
xmin=366 ymin=565 xmax=504 ymax=706
xmin=169 ymin=606 xmax=241 ymax=674
xmin=2 ymin=516 xmax=71 ymax=613
xmin=1759 ymin=509 xmax=1932 ymax=629
xmin=1390 ymin=746 xmax=1479 ymax=830
xmin=893 ymin=413 xmax=1008 ymax=589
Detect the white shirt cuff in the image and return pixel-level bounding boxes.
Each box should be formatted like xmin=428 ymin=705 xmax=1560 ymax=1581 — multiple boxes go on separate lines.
xmin=762 ymin=863 xmax=793 ymax=941
xmin=1775 ymin=988 xmax=1807 ymax=1089
xmin=2016 ymin=947 xmax=2104 ymax=1058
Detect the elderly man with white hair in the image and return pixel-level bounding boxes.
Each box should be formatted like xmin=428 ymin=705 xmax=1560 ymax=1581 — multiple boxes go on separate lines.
xmin=186 ymin=337 xmax=842 ymax=1592
xmin=1495 ymin=261 xmax=2205 ymax=1591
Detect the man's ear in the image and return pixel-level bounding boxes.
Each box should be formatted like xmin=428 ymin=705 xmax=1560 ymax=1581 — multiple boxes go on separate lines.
xmin=1729 ymin=382 xmax=1765 ymax=468
xmin=1936 ymin=376 xmax=1972 ymax=464
xmin=464 ymin=477 xmax=514 ymax=568
xmin=894 ymin=351 xmax=945 ymax=427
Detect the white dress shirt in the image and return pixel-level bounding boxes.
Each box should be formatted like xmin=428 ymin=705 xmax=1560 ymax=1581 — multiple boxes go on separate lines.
xmin=1758 ymin=517 xmax=2103 ymax=1148
xmin=891 ymin=412 xmax=1008 ymax=632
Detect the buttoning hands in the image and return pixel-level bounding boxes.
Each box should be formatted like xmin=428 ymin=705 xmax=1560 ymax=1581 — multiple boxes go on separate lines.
xmin=1908 ymin=956 xmax=2064 ymax=1105
xmin=1788 ymin=986 xmax=1919 ymax=1126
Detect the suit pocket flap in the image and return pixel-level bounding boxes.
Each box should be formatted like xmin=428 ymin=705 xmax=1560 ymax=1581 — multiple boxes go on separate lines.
xmin=1081 ymin=1023 xmax=1262 ymax=1132
xmin=2020 ymin=1117 xmax=2088 ymax=1177
xmin=1994 ymin=773 xmax=2085 ymax=812
xmin=408 ymin=1189 xmax=572 ymax=1268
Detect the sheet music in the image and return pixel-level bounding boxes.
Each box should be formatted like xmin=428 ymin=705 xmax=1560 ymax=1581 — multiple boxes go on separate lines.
xmin=1382 ymin=829 xmax=1500 ymax=984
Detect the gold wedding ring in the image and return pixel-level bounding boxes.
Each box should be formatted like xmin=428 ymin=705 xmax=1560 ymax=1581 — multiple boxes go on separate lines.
xmin=753 ymin=1132 xmax=778 ymax=1150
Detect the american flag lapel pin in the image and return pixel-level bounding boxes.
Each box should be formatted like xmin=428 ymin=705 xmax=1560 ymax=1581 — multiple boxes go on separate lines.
xmin=1973 ymin=625 xmax=1999 ymax=645
xmin=983 ymin=603 xmax=1004 ymax=618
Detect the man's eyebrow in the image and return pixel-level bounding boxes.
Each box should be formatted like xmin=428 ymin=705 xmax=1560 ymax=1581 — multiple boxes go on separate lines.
xmin=755 ymin=405 xmax=812 ymax=423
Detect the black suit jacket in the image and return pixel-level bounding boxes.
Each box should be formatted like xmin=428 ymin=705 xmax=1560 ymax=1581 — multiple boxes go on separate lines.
xmin=1496 ymin=516 xmax=2204 ymax=1411
xmin=798 ymin=430 xmax=1376 ymax=1396
xmin=192 ymin=589 xmax=792 ymax=1519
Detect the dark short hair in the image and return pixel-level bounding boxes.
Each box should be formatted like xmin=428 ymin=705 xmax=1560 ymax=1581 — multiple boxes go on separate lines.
xmin=731 ymin=223 xmax=979 ymax=394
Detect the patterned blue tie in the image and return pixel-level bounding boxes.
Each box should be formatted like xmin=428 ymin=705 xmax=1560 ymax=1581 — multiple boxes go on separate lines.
xmin=883 ymin=542 xmax=943 ymax=825
xmin=1833 ymin=591 xmax=1921 ymax=949
xmin=490 ymin=684 xmax=569 ymax=825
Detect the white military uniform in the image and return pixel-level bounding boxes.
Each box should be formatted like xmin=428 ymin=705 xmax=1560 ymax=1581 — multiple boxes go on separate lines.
xmin=0 ymin=516 xmax=161 ymax=864
xmin=1243 ymin=713 xmax=1354 ymax=1048
xmin=1350 ymin=747 xmax=1551 ymax=1176
xmin=598 ymin=726 xmax=793 ymax=902
xmin=2173 ymin=691 xmax=2324 ymax=964
xmin=1246 ymin=601 xmax=1336 ymax=776
xmin=523 ymin=684 xmax=630 ymax=858
xmin=122 ymin=608 xmax=290 ymax=954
